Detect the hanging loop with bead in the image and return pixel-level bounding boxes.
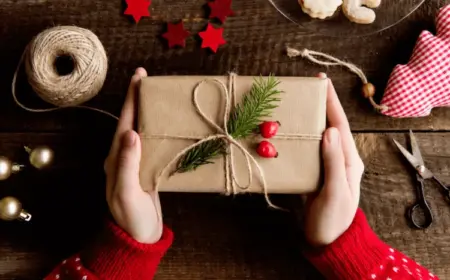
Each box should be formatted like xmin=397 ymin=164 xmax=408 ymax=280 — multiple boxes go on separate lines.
xmin=286 ymin=47 xmax=389 ymax=112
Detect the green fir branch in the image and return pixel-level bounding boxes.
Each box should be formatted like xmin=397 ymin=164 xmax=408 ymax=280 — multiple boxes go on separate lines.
xmin=174 ymin=76 xmax=282 ymax=174
xmin=174 ymin=139 xmax=227 ymax=173
xmin=228 ymin=75 xmax=282 ymax=139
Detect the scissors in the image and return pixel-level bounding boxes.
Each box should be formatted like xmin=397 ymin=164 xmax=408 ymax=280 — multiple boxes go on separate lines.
xmin=393 ymin=130 xmax=450 ymax=229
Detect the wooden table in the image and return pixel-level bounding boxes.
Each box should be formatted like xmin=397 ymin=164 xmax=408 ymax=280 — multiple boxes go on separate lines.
xmin=1 ymin=0 xmax=450 ymax=279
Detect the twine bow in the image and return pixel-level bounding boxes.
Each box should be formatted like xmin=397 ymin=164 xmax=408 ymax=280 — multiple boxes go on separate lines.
xmin=153 ymin=73 xmax=279 ymax=207
xmin=151 ymin=73 xmax=323 ymax=208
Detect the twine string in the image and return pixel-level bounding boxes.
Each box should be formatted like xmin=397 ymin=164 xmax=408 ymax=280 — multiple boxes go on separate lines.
xmin=153 ymin=75 xmax=269 ymax=203
xmin=11 ymin=26 xmax=118 ymax=120
xmin=286 ymin=47 xmax=388 ymax=112
xmin=151 ymin=74 xmax=323 ymax=207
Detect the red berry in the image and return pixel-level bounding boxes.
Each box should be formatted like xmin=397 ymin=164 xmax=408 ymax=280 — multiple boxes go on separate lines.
xmin=256 ymin=141 xmax=278 ymax=158
xmin=259 ymin=121 xmax=280 ymax=138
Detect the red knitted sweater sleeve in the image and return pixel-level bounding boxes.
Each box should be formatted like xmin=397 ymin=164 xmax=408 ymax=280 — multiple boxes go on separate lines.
xmin=44 ymin=221 xmax=173 ymax=280
xmin=305 ymin=208 xmax=439 ymax=280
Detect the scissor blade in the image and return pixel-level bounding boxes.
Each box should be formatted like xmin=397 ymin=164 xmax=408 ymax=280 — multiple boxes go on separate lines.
xmin=409 ymin=130 xmax=424 ymax=166
xmin=393 ymin=139 xmax=422 ymax=169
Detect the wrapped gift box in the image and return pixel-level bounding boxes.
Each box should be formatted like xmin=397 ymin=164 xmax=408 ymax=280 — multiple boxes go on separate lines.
xmin=138 ymin=75 xmax=327 ymax=194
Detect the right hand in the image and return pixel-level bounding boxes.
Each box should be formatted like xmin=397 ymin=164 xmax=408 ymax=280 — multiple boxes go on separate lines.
xmin=304 ymin=74 xmax=365 ymax=246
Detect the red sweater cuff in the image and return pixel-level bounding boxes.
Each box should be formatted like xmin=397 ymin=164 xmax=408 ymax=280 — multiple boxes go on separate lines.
xmin=305 ymin=209 xmax=390 ymax=280
xmin=80 ymin=221 xmax=173 ymax=280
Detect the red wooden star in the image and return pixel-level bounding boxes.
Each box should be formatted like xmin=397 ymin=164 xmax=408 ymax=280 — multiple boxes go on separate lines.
xmin=162 ymin=22 xmax=190 ymax=48
xmin=208 ymin=0 xmax=234 ymax=23
xmin=199 ymin=24 xmax=226 ymax=53
xmin=124 ymin=0 xmax=151 ymax=23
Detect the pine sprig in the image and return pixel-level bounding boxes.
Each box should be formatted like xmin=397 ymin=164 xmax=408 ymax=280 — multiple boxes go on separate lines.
xmin=228 ymin=76 xmax=281 ymax=139
xmin=174 ymin=76 xmax=282 ymax=174
xmin=175 ymin=139 xmax=227 ymax=173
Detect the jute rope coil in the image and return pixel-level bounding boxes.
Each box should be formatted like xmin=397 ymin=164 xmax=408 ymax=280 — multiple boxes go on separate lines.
xmin=12 ymin=26 xmax=117 ymax=119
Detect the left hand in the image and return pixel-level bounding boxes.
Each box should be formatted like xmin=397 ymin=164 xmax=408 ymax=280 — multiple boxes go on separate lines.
xmin=104 ymin=67 xmax=163 ymax=244
xmin=303 ymin=75 xmax=364 ymax=247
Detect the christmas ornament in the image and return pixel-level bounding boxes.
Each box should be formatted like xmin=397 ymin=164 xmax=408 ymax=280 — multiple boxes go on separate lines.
xmin=124 ymin=0 xmax=151 ymax=23
xmin=257 ymin=141 xmax=278 ymax=158
xmin=198 ymin=23 xmax=226 ymax=53
xmin=288 ymin=5 xmax=450 ymax=118
xmin=259 ymin=121 xmax=280 ymax=138
xmin=25 ymin=146 xmax=54 ymax=169
xmin=0 ymin=197 xmax=32 ymax=222
xmin=162 ymin=22 xmax=190 ymax=48
xmin=208 ymin=0 xmax=234 ymax=23
xmin=286 ymin=47 xmax=388 ymax=113
xmin=380 ymin=4 xmax=450 ymax=118
xmin=0 ymin=156 xmax=23 ymax=181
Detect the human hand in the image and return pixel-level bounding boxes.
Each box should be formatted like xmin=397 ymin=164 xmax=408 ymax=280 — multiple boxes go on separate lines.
xmin=304 ymin=74 xmax=364 ymax=246
xmin=104 ymin=67 xmax=163 ymax=244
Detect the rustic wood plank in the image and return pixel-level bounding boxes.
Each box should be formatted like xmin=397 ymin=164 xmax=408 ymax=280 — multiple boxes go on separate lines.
xmin=1 ymin=0 xmax=450 ymax=279
xmin=357 ymin=132 xmax=450 ymax=278
xmin=0 ymin=132 xmax=449 ymax=279
xmin=0 ymin=0 xmax=448 ymax=132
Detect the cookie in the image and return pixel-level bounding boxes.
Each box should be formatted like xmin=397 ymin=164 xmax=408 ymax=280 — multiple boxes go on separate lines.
xmin=299 ymin=0 xmax=343 ymax=20
xmin=342 ymin=0 xmax=381 ymax=24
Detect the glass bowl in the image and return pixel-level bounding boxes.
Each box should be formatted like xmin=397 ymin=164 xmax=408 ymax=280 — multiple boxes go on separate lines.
xmin=268 ymin=0 xmax=425 ymax=37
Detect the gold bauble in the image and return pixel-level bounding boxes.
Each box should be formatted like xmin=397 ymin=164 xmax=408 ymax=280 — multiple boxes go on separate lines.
xmin=0 ymin=157 xmax=21 ymax=180
xmin=0 ymin=157 xmax=12 ymax=180
xmin=0 ymin=197 xmax=32 ymax=222
xmin=26 ymin=146 xmax=54 ymax=169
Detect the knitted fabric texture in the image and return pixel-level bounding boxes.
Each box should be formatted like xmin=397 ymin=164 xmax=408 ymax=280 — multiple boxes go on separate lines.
xmin=44 ymin=221 xmax=173 ymax=280
xmin=43 ymin=210 xmax=439 ymax=280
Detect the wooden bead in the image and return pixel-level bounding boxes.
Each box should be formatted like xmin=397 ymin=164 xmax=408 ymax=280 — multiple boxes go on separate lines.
xmin=362 ymin=83 xmax=375 ymax=98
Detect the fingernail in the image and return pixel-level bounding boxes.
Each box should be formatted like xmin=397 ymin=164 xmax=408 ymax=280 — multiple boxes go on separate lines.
xmin=123 ymin=131 xmax=136 ymax=147
xmin=317 ymin=72 xmax=327 ymax=79
xmin=135 ymin=67 xmax=146 ymax=77
xmin=325 ymin=128 xmax=339 ymax=146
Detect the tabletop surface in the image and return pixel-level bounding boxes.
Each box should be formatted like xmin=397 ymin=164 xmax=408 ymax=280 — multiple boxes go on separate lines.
xmin=1 ymin=0 xmax=450 ymax=279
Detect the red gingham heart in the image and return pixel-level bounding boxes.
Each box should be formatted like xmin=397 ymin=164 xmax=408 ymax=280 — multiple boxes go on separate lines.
xmin=380 ymin=5 xmax=450 ymax=118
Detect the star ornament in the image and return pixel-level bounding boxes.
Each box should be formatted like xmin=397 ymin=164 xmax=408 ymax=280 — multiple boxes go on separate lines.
xmin=124 ymin=0 xmax=151 ymax=23
xmin=199 ymin=24 xmax=226 ymax=53
xmin=162 ymin=22 xmax=190 ymax=48
xmin=208 ymin=0 xmax=234 ymax=23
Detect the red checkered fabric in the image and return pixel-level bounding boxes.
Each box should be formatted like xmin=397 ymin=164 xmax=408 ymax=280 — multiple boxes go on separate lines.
xmin=380 ymin=5 xmax=450 ymax=118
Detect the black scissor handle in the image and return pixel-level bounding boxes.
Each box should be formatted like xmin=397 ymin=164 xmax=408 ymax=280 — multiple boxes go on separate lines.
xmin=407 ymin=202 xmax=433 ymax=229
xmin=407 ymin=178 xmax=433 ymax=229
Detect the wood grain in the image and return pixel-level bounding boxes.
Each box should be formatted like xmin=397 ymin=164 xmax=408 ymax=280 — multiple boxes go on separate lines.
xmin=0 ymin=131 xmax=449 ymax=279
xmin=359 ymin=132 xmax=450 ymax=278
xmin=0 ymin=0 xmax=450 ymax=279
xmin=0 ymin=0 xmax=447 ymax=132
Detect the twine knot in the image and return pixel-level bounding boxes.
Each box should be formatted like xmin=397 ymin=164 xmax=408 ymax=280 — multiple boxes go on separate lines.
xmin=153 ymin=73 xmax=279 ymax=208
xmin=149 ymin=74 xmax=324 ymax=208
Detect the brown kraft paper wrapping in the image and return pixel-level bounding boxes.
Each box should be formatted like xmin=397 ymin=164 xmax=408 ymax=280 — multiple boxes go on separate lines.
xmin=138 ymin=75 xmax=327 ymax=194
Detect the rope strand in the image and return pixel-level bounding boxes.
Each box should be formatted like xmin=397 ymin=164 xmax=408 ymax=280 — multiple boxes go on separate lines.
xmin=11 ymin=26 xmax=118 ymax=120
xmin=151 ymin=74 xmax=322 ymax=208
xmin=286 ymin=47 xmax=388 ymax=112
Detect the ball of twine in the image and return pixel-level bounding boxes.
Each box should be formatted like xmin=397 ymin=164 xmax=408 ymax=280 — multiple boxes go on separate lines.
xmin=21 ymin=26 xmax=108 ymax=107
